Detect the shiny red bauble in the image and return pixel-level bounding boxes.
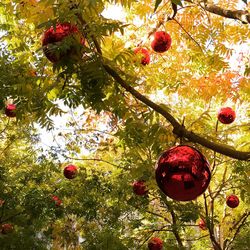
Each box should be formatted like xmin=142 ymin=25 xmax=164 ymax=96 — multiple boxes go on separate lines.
xmin=151 ymin=31 xmax=171 ymax=53
xmin=1 ymin=224 xmax=14 ymax=234
xmin=148 ymin=237 xmax=163 ymax=250
xmin=198 ymin=218 xmax=207 ymax=230
xmin=51 ymin=195 xmax=62 ymax=207
xmin=42 ymin=23 xmax=84 ymax=63
xmin=226 ymin=194 xmax=239 ymax=208
xmin=217 ymin=107 xmax=236 ymax=124
xmin=5 ymin=104 xmax=16 ymax=117
xmin=155 ymin=145 xmax=211 ymax=201
xmin=133 ymin=180 xmax=148 ymax=196
xmin=134 ymin=47 xmax=150 ymax=65
xmin=64 ymin=164 xmax=78 ymax=179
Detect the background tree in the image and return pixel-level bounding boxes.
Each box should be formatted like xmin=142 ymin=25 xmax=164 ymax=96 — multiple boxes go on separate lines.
xmin=0 ymin=0 xmax=249 ymax=249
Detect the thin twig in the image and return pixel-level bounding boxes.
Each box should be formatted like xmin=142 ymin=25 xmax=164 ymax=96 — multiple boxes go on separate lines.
xmin=172 ymin=17 xmax=204 ymax=52
xmin=62 ymin=155 xmax=121 ymax=168
xmin=225 ymin=212 xmax=250 ymax=250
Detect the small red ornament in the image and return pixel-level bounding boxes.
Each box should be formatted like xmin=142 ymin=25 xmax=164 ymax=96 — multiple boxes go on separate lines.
xmin=1 ymin=224 xmax=14 ymax=234
xmin=155 ymin=145 xmax=211 ymax=201
xmin=148 ymin=237 xmax=163 ymax=250
xmin=42 ymin=23 xmax=84 ymax=63
xmin=198 ymin=218 xmax=207 ymax=230
xmin=64 ymin=164 xmax=78 ymax=179
xmin=217 ymin=107 xmax=236 ymax=124
xmin=133 ymin=180 xmax=148 ymax=196
xmin=226 ymin=194 xmax=239 ymax=208
xmin=151 ymin=31 xmax=171 ymax=53
xmin=0 ymin=199 xmax=5 ymax=207
xmin=51 ymin=195 xmax=62 ymax=207
xmin=134 ymin=47 xmax=150 ymax=65
xmin=5 ymin=104 xmax=16 ymax=117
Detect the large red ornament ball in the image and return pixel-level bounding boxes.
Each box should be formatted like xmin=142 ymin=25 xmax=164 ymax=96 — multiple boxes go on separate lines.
xmin=5 ymin=104 xmax=16 ymax=117
xmin=134 ymin=47 xmax=150 ymax=65
xmin=132 ymin=180 xmax=148 ymax=196
xmin=217 ymin=107 xmax=236 ymax=124
xmin=226 ymin=194 xmax=239 ymax=208
xmin=51 ymin=195 xmax=62 ymax=207
xmin=151 ymin=31 xmax=171 ymax=53
xmin=155 ymin=145 xmax=211 ymax=201
xmin=198 ymin=218 xmax=207 ymax=230
xmin=42 ymin=23 xmax=84 ymax=63
xmin=64 ymin=164 xmax=78 ymax=179
xmin=1 ymin=224 xmax=14 ymax=234
xmin=148 ymin=237 xmax=163 ymax=250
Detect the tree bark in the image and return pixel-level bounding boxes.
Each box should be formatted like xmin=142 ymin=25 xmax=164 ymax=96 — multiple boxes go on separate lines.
xmin=103 ymin=64 xmax=250 ymax=161
xmin=201 ymin=3 xmax=250 ymax=24
xmin=184 ymin=0 xmax=250 ymax=24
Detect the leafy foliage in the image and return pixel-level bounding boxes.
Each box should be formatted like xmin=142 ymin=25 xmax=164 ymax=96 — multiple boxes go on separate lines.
xmin=0 ymin=0 xmax=249 ymax=249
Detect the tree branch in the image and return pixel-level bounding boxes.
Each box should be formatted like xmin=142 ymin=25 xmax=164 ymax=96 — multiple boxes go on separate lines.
xmin=203 ymin=194 xmax=222 ymax=250
xmin=172 ymin=17 xmax=204 ymax=52
xmin=170 ymin=209 xmax=184 ymax=248
xmin=62 ymin=155 xmax=121 ymax=168
xmin=103 ymin=64 xmax=250 ymax=161
xmin=225 ymin=212 xmax=250 ymax=250
xmin=202 ymin=3 xmax=250 ymax=24
xmin=159 ymin=193 xmax=184 ymax=248
xmin=184 ymin=0 xmax=250 ymax=24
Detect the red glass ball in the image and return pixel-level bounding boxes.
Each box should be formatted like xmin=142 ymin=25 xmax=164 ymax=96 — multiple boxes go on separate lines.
xmin=155 ymin=145 xmax=211 ymax=201
xmin=5 ymin=104 xmax=16 ymax=117
xmin=198 ymin=219 xmax=207 ymax=230
xmin=133 ymin=180 xmax=148 ymax=196
xmin=217 ymin=107 xmax=236 ymax=124
xmin=226 ymin=194 xmax=239 ymax=208
xmin=64 ymin=164 xmax=78 ymax=179
xmin=42 ymin=23 xmax=84 ymax=63
xmin=1 ymin=224 xmax=14 ymax=234
xmin=134 ymin=47 xmax=150 ymax=65
xmin=148 ymin=237 xmax=163 ymax=250
xmin=151 ymin=31 xmax=171 ymax=53
xmin=51 ymin=195 xmax=62 ymax=207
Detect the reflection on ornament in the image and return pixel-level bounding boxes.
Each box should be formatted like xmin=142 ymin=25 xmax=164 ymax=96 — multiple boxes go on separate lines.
xmin=133 ymin=180 xmax=148 ymax=196
xmin=1 ymin=224 xmax=14 ymax=234
xmin=64 ymin=164 xmax=78 ymax=179
xmin=151 ymin=31 xmax=171 ymax=53
xmin=155 ymin=145 xmax=211 ymax=201
xmin=134 ymin=47 xmax=150 ymax=65
xmin=218 ymin=107 xmax=236 ymax=124
xmin=226 ymin=194 xmax=239 ymax=208
xmin=198 ymin=218 xmax=207 ymax=230
xmin=42 ymin=23 xmax=84 ymax=63
xmin=148 ymin=237 xmax=163 ymax=250
xmin=51 ymin=195 xmax=62 ymax=207
xmin=5 ymin=104 xmax=16 ymax=117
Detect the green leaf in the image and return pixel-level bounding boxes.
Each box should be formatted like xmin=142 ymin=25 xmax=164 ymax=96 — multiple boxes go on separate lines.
xmin=154 ymin=0 xmax=163 ymax=12
xmin=171 ymin=0 xmax=183 ymax=7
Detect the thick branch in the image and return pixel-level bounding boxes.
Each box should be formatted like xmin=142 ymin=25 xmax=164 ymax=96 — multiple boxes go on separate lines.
xmin=202 ymin=3 xmax=250 ymax=24
xmin=185 ymin=0 xmax=250 ymax=24
xmin=170 ymin=210 xmax=184 ymax=248
xmin=103 ymin=64 xmax=250 ymax=161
